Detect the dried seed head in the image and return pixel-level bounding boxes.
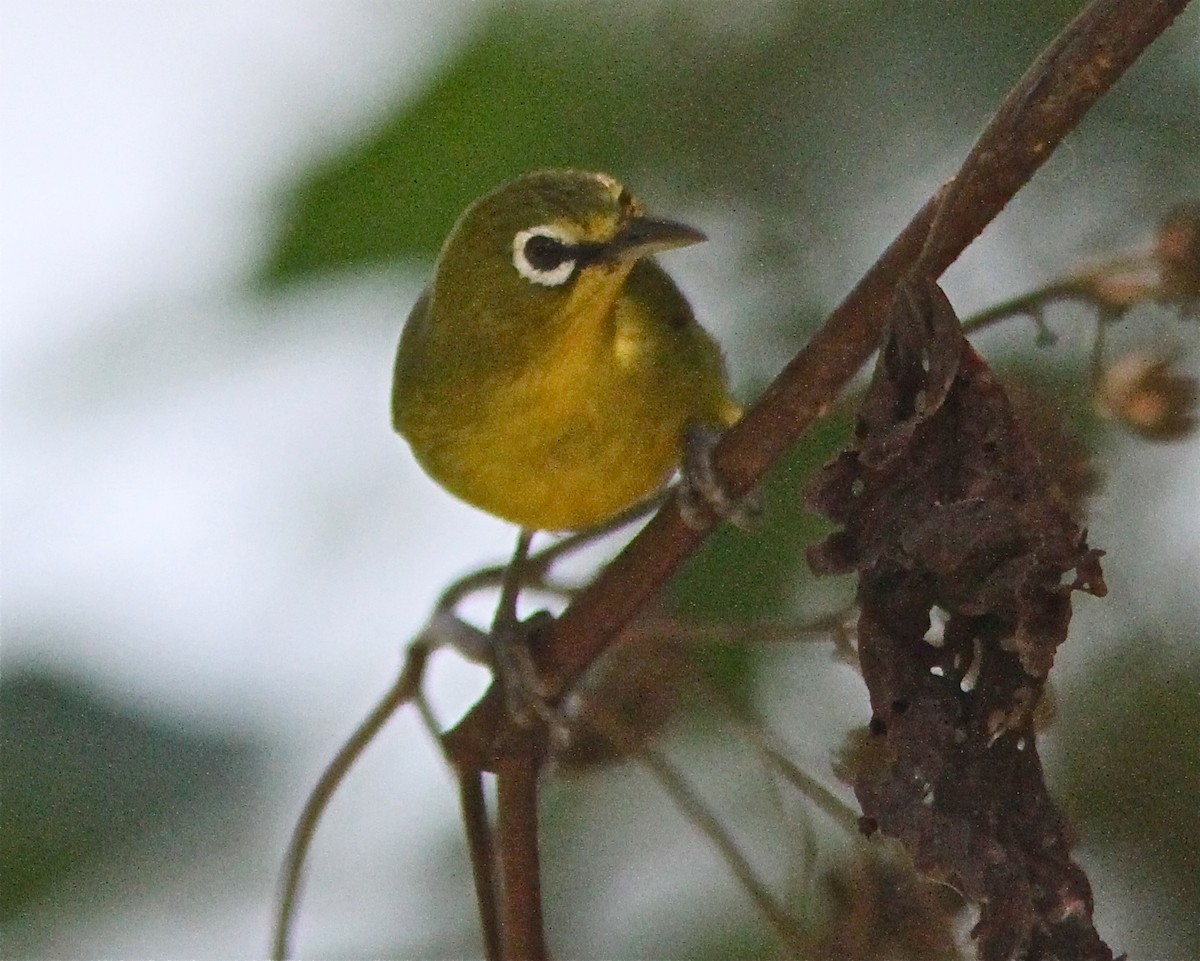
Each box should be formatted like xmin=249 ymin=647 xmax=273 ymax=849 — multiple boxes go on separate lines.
xmin=1156 ymin=203 xmax=1200 ymax=315
xmin=1084 ymin=269 xmax=1158 ymax=312
xmin=813 ymin=846 xmax=965 ymax=961
xmin=1096 ymin=350 xmax=1199 ymax=441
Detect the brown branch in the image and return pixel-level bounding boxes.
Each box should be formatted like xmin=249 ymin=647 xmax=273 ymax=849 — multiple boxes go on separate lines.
xmin=574 ymin=691 xmax=812 ymax=953
xmin=541 ymin=193 xmax=942 ymax=684
xmin=450 ymin=0 xmax=1190 ymax=760
xmin=438 ymin=3 xmax=1191 ymax=957
xmin=544 ymin=0 xmax=1190 ymax=689
xmin=459 ymin=769 xmax=502 ymax=961
xmin=566 ymin=0 xmax=1185 ymax=676
xmin=496 ymin=752 xmax=548 ymax=961
xmin=914 ymin=0 xmax=1194 ymax=279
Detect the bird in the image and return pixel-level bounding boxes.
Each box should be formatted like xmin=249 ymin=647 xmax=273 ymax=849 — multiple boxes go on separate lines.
xmin=391 ymin=169 xmax=740 ymax=536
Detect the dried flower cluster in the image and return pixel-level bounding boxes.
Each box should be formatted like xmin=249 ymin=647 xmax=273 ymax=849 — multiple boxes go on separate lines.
xmin=1080 ymin=203 xmax=1200 ymax=316
xmin=808 ymin=280 xmax=1110 ymax=961
xmin=1156 ymin=203 xmax=1200 ymax=314
xmin=1096 ymin=350 xmax=1199 ymax=441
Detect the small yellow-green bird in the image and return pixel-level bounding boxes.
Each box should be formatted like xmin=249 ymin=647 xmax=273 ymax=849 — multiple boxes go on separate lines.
xmin=391 ymin=169 xmax=739 ymax=534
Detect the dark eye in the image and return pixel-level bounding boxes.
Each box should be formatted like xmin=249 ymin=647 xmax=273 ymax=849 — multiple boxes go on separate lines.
xmin=523 ymin=233 xmax=571 ymax=271
xmin=512 ymin=226 xmax=577 ymax=286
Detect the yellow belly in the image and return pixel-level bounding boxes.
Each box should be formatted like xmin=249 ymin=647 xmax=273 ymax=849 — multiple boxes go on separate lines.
xmin=412 ymin=389 xmax=691 ymax=531
xmin=393 ymin=261 xmax=737 ymax=531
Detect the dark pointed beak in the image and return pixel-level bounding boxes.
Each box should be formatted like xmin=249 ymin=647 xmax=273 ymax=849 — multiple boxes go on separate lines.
xmin=609 ymin=215 xmax=707 ymax=259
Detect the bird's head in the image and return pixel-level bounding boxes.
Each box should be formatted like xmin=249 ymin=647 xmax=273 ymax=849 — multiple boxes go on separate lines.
xmin=431 ymin=170 xmax=705 ymax=342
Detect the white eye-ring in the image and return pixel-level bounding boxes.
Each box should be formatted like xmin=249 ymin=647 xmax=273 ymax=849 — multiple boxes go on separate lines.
xmin=512 ymin=225 xmax=577 ymax=286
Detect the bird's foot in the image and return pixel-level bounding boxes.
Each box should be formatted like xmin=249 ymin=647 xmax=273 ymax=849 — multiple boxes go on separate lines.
xmin=678 ymin=422 xmax=761 ymax=531
xmin=492 ymin=611 xmax=571 ymax=746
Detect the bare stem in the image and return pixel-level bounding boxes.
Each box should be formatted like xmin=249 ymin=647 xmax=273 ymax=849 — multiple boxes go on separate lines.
xmin=271 ymin=641 xmax=430 ymax=960
xmin=960 ymin=279 xmax=1089 ymax=336
xmin=496 ymin=753 xmax=548 ymax=961
xmin=436 ymin=497 xmax=662 ymax=614
xmin=580 ymin=696 xmax=810 ymax=955
xmin=459 ymin=769 xmax=502 ymax=961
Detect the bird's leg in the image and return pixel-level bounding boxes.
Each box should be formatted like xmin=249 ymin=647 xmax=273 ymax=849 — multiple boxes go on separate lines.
xmin=678 ymin=422 xmax=761 ymax=530
xmin=491 ymin=530 xmax=565 ymax=731
xmin=492 ymin=529 xmax=534 ymax=637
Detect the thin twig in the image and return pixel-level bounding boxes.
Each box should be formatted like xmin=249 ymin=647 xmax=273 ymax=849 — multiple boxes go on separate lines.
xmin=749 ymin=736 xmax=863 ymax=838
xmin=578 ymin=695 xmax=810 ymax=955
xmin=960 ymin=279 xmax=1088 ymax=336
xmin=671 ymin=660 xmax=864 ymax=838
xmin=1089 ymin=309 xmax=1111 ymax=390
xmin=436 ymin=497 xmax=662 ymax=614
xmin=494 ymin=530 xmax=535 ymax=635
xmin=270 ymin=641 xmax=431 ymax=959
xmin=639 ymin=744 xmax=810 ymax=952
xmin=459 ymin=769 xmax=502 ymax=961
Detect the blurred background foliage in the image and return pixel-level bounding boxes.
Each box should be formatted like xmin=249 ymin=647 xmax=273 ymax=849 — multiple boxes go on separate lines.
xmin=263 ymin=0 xmax=1197 ymax=291
xmin=262 ymin=0 xmax=1122 ymax=281
xmin=0 ymin=671 xmax=261 ymax=919
xmin=4 ymin=0 xmax=1198 ymax=957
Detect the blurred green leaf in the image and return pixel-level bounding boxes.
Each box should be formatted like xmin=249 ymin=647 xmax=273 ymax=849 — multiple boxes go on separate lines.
xmin=260 ymin=0 xmax=1137 ymax=290
xmin=261 ymin=4 xmax=667 ymax=282
xmin=0 ymin=668 xmax=260 ymax=921
xmin=1058 ymin=634 xmax=1200 ymax=954
xmin=665 ymin=912 xmax=780 ymax=961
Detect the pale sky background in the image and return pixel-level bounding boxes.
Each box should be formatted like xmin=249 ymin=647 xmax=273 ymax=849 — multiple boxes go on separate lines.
xmin=3 ymin=4 xmax=509 ymax=954
xmin=3 ymin=3 xmax=1198 ymax=957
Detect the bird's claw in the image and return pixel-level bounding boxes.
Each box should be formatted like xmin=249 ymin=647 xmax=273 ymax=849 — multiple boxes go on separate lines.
xmin=678 ymin=422 xmax=761 ymax=531
xmin=492 ymin=612 xmax=572 ymax=747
